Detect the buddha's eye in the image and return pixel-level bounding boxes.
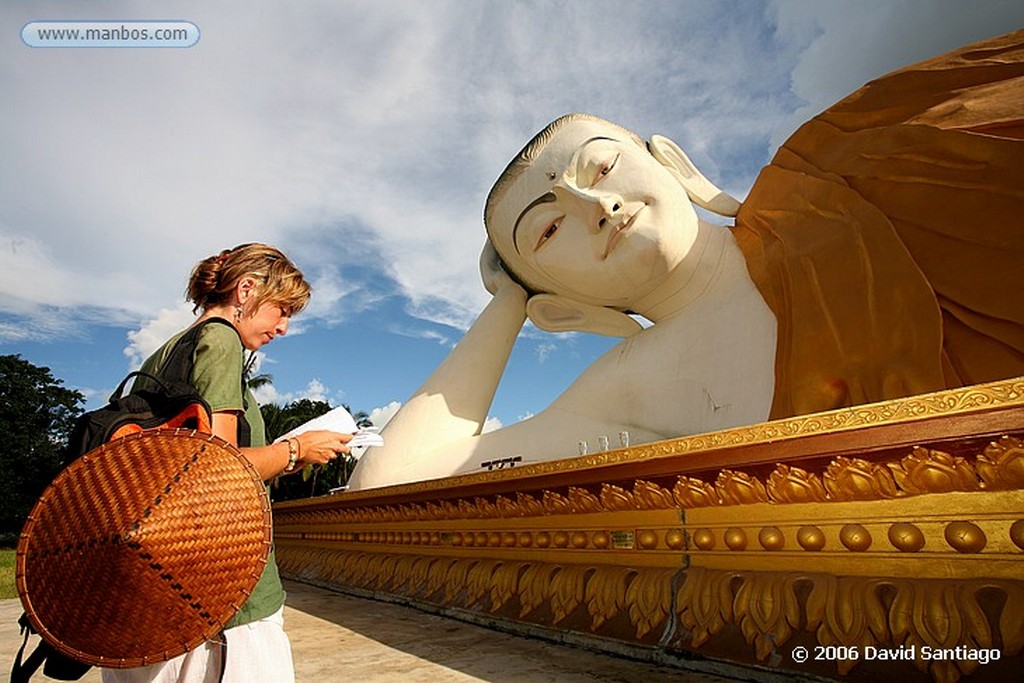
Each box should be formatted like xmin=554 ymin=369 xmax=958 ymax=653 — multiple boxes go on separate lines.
xmin=535 ymin=220 xmax=560 ymax=250
xmin=598 ymin=154 xmax=619 ymax=178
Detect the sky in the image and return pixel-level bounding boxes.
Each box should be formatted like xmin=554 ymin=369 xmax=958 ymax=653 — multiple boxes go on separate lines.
xmin=2 ymin=1 xmax=1022 ymax=432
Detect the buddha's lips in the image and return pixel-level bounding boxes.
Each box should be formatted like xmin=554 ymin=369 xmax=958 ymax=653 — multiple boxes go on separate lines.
xmin=603 ymin=206 xmax=642 ymax=259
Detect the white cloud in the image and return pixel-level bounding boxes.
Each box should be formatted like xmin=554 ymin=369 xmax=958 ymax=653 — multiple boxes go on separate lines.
xmin=252 ymin=378 xmax=333 ymax=407
xmin=536 ymin=342 xmax=558 ymax=363
xmin=123 ymin=304 xmax=196 ymax=369
xmin=0 ymin=1 xmax=792 ymax=338
xmin=481 ymin=416 xmax=503 ymax=434
xmin=3 ymin=0 xmax=1020 ymax=347
xmin=768 ymin=0 xmax=1024 ymax=147
xmin=368 ymin=401 xmax=402 ymax=429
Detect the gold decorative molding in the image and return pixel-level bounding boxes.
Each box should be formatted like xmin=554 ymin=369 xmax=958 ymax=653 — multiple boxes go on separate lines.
xmin=277 ymin=543 xmax=1022 ymax=683
xmin=276 ymin=437 xmax=1024 ymax=530
xmin=274 ymin=381 xmax=1024 ymax=682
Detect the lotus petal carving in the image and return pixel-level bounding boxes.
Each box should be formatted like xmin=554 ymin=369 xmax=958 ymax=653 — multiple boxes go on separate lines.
xmin=767 ymin=464 xmax=828 ymax=503
xmin=600 ymin=483 xmax=635 ymax=511
xmin=542 ymin=490 xmax=571 ymax=515
xmin=672 ymin=476 xmax=719 ymax=508
xmin=585 ymin=566 xmax=633 ymax=630
xmin=518 ymin=563 xmax=557 ymax=617
xmin=568 ymin=486 xmax=603 ymax=514
xmin=489 ymin=562 xmax=523 ymax=611
xmin=976 ymin=436 xmax=1024 ymax=490
xmin=626 ymin=568 xmax=674 ymax=638
xmin=632 ymin=480 xmax=675 ymax=510
xmin=734 ymin=573 xmax=801 ymax=661
xmin=889 ymin=448 xmax=980 ymax=495
xmin=550 ymin=565 xmax=591 ymax=623
xmin=823 ymin=457 xmax=901 ymax=501
xmin=716 ymin=470 xmax=768 ymax=505
xmin=516 ymin=492 xmax=545 ymax=516
xmin=806 ymin=576 xmax=889 ymax=675
xmin=676 ymin=567 xmax=735 ymax=647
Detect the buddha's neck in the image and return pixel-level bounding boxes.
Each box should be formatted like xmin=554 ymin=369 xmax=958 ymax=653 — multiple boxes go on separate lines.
xmin=632 ymin=221 xmax=746 ymax=323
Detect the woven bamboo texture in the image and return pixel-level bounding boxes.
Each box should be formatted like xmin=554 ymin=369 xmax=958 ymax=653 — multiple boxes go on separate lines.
xmin=16 ymin=429 xmax=272 ymax=668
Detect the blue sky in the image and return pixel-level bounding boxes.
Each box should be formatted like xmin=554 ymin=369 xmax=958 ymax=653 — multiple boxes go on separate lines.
xmin=2 ymin=1 xmax=1022 ymax=430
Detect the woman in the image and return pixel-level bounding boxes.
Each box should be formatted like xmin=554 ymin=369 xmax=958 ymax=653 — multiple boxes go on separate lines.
xmin=103 ymin=243 xmax=352 ymax=683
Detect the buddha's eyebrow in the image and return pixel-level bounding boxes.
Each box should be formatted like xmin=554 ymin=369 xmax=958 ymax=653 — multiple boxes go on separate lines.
xmin=512 ymin=192 xmax=556 ymax=254
xmin=510 ymin=136 xmax=618 ymax=254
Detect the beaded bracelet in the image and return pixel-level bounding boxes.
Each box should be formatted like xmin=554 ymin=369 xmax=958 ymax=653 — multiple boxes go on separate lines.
xmin=283 ymin=438 xmax=300 ymax=473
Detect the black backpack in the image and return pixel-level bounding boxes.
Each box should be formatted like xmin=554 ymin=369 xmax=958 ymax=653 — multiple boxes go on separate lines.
xmin=11 ymin=317 xmax=250 ymax=682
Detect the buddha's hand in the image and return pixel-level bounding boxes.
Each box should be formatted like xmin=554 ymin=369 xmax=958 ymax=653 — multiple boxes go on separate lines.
xmin=480 ymin=240 xmax=526 ymax=297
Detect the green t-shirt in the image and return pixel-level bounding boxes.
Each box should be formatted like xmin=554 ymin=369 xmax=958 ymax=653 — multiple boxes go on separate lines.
xmin=138 ymin=321 xmax=285 ymax=627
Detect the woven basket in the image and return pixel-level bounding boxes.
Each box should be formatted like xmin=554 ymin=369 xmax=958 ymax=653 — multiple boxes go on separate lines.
xmin=16 ymin=429 xmax=272 ymax=668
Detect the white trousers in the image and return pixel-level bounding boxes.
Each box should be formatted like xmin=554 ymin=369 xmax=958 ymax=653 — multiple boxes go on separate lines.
xmin=100 ymin=607 xmax=294 ymax=683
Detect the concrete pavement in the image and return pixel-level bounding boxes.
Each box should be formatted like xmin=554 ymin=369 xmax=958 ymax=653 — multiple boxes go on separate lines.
xmin=3 ymin=580 xmax=750 ymax=682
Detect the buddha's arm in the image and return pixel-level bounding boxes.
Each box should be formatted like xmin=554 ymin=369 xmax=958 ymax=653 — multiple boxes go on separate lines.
xmin=394 ymin=283 xmax=526 ymax=439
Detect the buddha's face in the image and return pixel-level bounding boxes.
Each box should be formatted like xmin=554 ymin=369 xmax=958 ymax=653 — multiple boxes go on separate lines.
xmin=488 ymin=119 xmax=699 ymax=309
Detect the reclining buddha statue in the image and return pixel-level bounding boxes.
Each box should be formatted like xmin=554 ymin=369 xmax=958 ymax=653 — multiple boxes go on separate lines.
xmin=349 ymin=31 xmax=1024 ymax=490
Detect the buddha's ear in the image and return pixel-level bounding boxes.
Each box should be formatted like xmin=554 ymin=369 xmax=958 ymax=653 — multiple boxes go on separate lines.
xmin=526 ymin=294 xmax=643 ymax=338
xmin=649 ymin=135 xmax=741 ymax=217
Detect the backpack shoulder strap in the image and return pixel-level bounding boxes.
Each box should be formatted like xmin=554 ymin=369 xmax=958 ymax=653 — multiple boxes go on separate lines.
xmin=160 ymin=317 xmax=240 ymax=385
xmin=10 ymin=613 xmax=91 ymax=682
xmin=159 ymin=318 xmax=252 ymax=447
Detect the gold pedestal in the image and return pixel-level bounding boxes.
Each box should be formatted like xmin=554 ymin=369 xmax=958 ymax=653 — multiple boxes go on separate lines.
xmin=275 ymin=379 xmax=1024 ymax=682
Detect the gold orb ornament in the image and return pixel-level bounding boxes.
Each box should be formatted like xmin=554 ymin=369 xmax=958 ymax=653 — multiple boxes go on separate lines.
xmin=636 ymin=530 xmax=659 ymax=549
xmin=724 ymin=527 xmax=747 ymax=551
xmin=665 ymin=529 xmax=686 ymax=550
xmin=887 ymin=523 xmax=925 ymax=552
xmin=1011 ymin=520 xmax=1024 ymax=551
xmin=839 ymin=524 xmax=872 ymax=552
xmin=692 ymin=529 xmax=715 ymax=550
xmin=758 ymin=526 xmax=785 ymax=551
xmin=944 ymin=521 xmax=986 ymax=554
xmin=796 ymin=525 xmax=826 ymax=551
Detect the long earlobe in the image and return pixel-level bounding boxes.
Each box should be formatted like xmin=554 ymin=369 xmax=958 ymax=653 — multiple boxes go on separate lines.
xmin=527 ymin=294 xmax=643 ymax=338
xmin=649 ymin=135 xmax=741 ymax=217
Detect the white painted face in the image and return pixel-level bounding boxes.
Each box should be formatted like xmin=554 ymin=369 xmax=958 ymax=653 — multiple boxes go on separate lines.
xmin=489 ymin=119 xmax=699 ymax=309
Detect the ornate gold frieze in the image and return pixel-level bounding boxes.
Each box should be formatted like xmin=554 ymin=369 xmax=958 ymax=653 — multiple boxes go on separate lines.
xmin=274 ymin=381 xmax=1024 ymax=682
xmin=276 ymin=541 xmax=1022 ymax=683
xmin=275 ymin=437 xmax=1024 ymax=531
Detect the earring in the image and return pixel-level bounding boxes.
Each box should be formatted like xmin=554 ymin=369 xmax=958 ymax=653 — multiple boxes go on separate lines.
xmin=233 ymin=305 xmax=243 ymax=323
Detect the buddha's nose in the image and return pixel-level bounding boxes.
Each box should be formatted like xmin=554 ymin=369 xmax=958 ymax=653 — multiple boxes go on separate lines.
xmin=597 ymin=194 xmax=626 ymax=230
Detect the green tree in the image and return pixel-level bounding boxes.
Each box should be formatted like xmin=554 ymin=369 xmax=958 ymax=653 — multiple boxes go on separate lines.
xmin=262 ymin=399 xmax=373 ymax=501
xmin=247 ymin=372 xmax=273 ymax=392
xmin=0 ymin=355 xmax=84 ymax=539
xmin=259 ymin=402 xmax=302 ymax=443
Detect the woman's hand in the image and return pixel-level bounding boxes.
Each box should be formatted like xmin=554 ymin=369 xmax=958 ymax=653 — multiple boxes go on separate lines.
xmin=293 ymin=429 xmax=352 ymax=467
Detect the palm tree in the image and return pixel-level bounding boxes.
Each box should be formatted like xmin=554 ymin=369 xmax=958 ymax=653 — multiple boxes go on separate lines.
xmin=259 ymin=403 xmax=303 ymax=443
xmin=247 ymin=373 xmax=273 ymax=392
xmin=259 ymin=398 xmax=377 ymax=500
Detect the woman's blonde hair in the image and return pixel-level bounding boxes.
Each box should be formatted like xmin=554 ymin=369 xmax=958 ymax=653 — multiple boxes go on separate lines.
xmin=186 ymin=243 xmax=311 ymax=316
